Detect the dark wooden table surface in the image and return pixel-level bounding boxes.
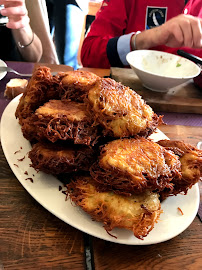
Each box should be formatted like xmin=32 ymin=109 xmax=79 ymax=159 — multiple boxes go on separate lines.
xmin=0 ymin=63 xmax=201 ymax=270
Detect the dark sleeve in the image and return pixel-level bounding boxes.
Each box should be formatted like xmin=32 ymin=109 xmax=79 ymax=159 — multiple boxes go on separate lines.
xmin=106 ymin=37 xmax=124 ymax=67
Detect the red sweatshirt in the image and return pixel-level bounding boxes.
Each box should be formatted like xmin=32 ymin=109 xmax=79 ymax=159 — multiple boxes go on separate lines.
xmin=81 ymin=0 xmax=202 ymax=68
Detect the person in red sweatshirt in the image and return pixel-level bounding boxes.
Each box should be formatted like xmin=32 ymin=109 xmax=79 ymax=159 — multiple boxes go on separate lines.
xmin=81 ymin=0 xmax=202 ymax=70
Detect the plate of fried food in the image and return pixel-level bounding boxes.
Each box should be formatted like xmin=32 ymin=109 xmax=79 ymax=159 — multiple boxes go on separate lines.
xmin=1 ymin=67 xmax=201 ymax=245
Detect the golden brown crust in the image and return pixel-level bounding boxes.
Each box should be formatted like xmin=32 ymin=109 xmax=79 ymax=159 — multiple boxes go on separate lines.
xmin=59 ymin=70 xmax=99 ymax=102
xmin=157 ymin=140 xmax=199 ymax=156
xmin=28 ymin=142 xmax=95 ymax=174
xmin=67 ymin=175 xmax=162 ymax=240
xmin=21 ymin=100 xmax=99 ymax=145
xmin=157 ymin=140 xmax=202 ymax=199
xmin=87 ymin=78 xmax=163 ymax=138
xmin=90 ymin=138 xmax=181 ymax=194
xmin=15 ymin=66 xmax=63 ymax=124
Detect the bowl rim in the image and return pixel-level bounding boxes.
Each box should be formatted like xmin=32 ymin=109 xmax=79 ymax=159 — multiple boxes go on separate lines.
xmin=126 ymin=50 xmax=201 ymax=79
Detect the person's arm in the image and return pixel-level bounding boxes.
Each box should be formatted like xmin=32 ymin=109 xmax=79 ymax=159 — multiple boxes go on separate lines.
xmin=132 ymin=14 xmax=202 ymax=50
xmin=12 ymin=25 xmax=42 ymax=63
xmin=25 ymin=0 xmax=59 ymax=64
xmin=0 ymin=0 xmax=42 ymax=62
xmin=82 ymin=0 xmax=202 ymax=68
xmin=81 ymin=0 xmax=128 ymax=68
xmin=117 ymin=14 xmax=202 ymax=67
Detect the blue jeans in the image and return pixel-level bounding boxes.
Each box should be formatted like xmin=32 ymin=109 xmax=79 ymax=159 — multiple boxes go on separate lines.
xmin=47 ymin=0 xmax=84 ymax=69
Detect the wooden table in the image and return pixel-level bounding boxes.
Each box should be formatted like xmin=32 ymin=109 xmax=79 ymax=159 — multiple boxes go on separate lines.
xmin=0 ymin=63 xmax=201 ymax=270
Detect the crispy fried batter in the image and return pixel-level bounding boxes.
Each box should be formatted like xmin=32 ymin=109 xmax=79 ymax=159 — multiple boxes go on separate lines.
xmin=67 ymin=175 xmax=162 ymax=239
xmin=90 ymin=138 xmax=181 ymax=194
xmin=21 ymin=100 xmax=99 ymax=145
xmin=28 ymin=142 xmax=95 ymax=174
xmin=87 ymin=78 xmax=163 ymax=138
xmin=157 ymin=140 xmax=202 ymax=199
xmin=59 ymin=70 xmax=99 ymax=102
xmin=15 ymin=67 xmax=62 ymax=124
xmin=157 ymin=140 xmax=199 ymax=156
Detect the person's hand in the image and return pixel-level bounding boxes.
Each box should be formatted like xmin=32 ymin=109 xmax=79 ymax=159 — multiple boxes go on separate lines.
xmin=0 ymin=0 xmax=29 ymax=29
xmin=154 ymin=14 xmax=202 ymax=48
xmin=134 ymin=14 xmax=202 ymax=51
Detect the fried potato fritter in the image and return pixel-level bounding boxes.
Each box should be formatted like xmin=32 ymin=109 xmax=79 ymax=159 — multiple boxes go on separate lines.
xmin=59 ymin=70 xmax=99 ymax=102
xmin=67 ymin=176 xmax=162 ymax=239
xmin=157 ymin=140 xmax=202 ymax=199
xmin=28 ymin=142 xmax=95 ymax=174
xmin=21 ymin=100 xmax=99 ymax=145
xmin=90 ymin=138 xmax=181 ymax=194
xmin=87 ymin=78 xmax=163 ymax=138
xmin=15 ymin=67 xmax=63 ymax=124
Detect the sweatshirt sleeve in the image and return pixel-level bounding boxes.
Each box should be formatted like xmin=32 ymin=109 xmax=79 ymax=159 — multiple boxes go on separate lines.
xmin=81 ymin=0 xmax=128 ymax=68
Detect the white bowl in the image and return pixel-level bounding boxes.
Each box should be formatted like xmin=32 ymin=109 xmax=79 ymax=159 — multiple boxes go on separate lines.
xmin=126 ymin=50 xmax=201 ymax=92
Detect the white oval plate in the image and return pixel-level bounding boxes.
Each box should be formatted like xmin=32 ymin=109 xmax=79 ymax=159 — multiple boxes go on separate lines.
xmin=1 ymin=95 xmax=200 ymax=245
xmin=0 ymin=59 xmax=7 ymax=80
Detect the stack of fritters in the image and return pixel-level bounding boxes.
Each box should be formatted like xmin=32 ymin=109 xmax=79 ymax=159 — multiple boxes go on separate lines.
xmin=16 ymin=66 xmax=202 ymax=239
xmin=16 ymin=67 xmax=162 ymax=144
xmin=67 ymin=137 xmax=202 ymax=239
